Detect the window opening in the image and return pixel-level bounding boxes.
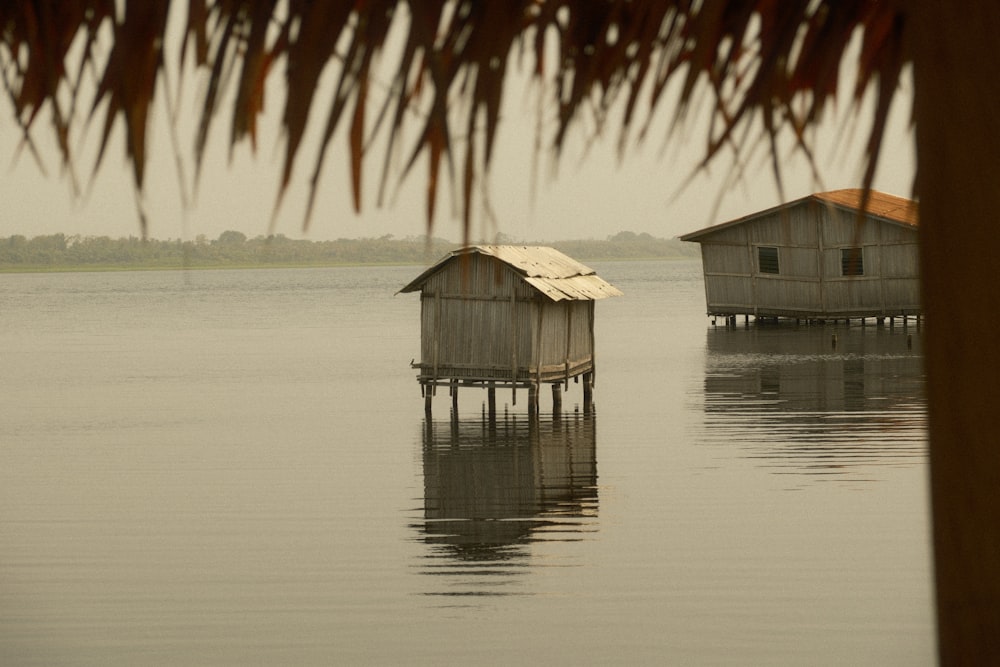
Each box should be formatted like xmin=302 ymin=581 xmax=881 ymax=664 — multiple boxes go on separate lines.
xmin=758 ymin=246 xmax=779 ymax=274
xmin=841 ymin=247 xmax=864 ymax=276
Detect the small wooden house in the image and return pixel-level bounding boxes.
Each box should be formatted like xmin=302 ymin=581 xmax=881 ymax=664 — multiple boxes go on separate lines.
xmin=680 ymin=189 xmax=920 ymax=322
xmin=399 ymin=245 xmax=622 ymax=413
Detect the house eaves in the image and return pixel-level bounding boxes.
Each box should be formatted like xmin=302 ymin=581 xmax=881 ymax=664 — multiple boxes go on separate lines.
xmin=680 ymin=189 xmax=918 ymax=242
xmin=398 ymin=244 xmax=623 ymax=301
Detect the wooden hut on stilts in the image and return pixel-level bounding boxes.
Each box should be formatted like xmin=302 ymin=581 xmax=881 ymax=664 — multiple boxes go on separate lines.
xmin=399 ymin=245 xmax=622 ymax=416
xmin=680 ymin=189 xmax=921 ymax=326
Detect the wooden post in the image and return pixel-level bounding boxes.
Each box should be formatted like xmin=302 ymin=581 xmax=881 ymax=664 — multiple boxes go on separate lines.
xmin=510 ymin=292 xmax=518 ymax=406
xmin=911 ymin=5 xmax=1000 ymax=657
xmin=487 ymin=382 xmax=496 ymax=418
xmin=565 ymin=305 xmax=573 ymax=388
xmin=582 ymin=372 xmax=593 ymax=413
xmin=424 ymin=386 xmax=432 ymax=415
xmin=432 ymin=292 xmax=440 ymax=389
xmin=551 ymin=382 xmax=562 ymax=413
xmin=451 ymin=379 xmax=458 ymax=413
xmin=588 ymin=303 xmax=596 ymax=389
xmin=528 ymin=383 xmax=538 ymax=417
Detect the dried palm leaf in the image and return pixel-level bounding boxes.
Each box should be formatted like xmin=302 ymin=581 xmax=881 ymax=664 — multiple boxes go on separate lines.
xmin=0 ymin=0 xmax=909 ymax=237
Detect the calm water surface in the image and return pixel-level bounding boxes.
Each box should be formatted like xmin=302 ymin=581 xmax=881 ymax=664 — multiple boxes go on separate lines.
xmin=0 ymin=261 xmax=933 ymax=665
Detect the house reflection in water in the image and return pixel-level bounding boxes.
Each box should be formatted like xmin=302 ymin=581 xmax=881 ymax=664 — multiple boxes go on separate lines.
xmin=414 ymin=413 xmax=597 ymax=595
xmin=701 ymin=324 xmax=927 ymax=479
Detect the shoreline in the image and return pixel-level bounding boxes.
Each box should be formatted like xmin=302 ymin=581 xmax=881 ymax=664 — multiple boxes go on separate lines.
xmin=0 ymin=255 xmax=699 ymax=275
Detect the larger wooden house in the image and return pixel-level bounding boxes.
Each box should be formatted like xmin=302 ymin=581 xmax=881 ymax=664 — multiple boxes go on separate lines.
xmin=680 ymin=189 xmax=920 ymax=322
xmin=399 ymin=245 xmax=622 ymax=414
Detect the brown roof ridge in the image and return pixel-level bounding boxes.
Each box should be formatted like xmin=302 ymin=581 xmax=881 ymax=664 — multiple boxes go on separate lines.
xmin=680 ymin=188 xmax=918 ymax=242
xmin=812 ymin=189 xmax=918 ymax=226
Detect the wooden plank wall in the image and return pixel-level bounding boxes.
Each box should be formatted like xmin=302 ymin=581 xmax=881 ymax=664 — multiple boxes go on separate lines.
xmin=698 ymin=202 xmax=920 ymax=317
xmin=417 ymin=254 xmax=596 ymax=382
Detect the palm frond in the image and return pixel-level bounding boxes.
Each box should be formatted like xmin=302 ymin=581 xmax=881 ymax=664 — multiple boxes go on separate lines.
xmin=0 ymin=1 xmax=909 ymax=236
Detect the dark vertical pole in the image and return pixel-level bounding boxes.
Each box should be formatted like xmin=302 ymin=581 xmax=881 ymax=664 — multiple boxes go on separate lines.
xmin=510 ymin=293 xmax=518 ymax=406
xmin=913 ymin=3 xmax=1000 ymax=660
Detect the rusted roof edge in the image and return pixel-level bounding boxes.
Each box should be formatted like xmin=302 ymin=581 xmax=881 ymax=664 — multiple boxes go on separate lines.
xmin=680 ymin=189 xmax=918 ymax=242
xmin=398 ymin=245 xmax=619 ymax=299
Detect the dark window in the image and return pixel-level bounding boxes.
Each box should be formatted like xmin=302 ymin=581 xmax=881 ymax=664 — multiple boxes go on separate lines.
xmin=758 ymin=246 xmax=779 ymax=274
xmin=841 ymin=247 xmax=864 ymax=276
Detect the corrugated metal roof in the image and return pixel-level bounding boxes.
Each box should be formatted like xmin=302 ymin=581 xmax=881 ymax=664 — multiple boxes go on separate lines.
xmin=680 ymin=188 xmax=918 ymax=242
xmin=524 ymin=274 xmax=624 ymax=301
xmin=399 ymin=245 xmax=623 ymax=301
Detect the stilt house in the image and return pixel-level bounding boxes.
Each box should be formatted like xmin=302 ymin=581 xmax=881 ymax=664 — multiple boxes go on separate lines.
xmin=399 ymin=245 xmax=622 ymax=412
xmin=680 ymin=189 xmax=920 ymax=321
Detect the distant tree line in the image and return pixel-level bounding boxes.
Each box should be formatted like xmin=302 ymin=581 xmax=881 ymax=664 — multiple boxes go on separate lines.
xmin=555 ymin=231 xmax=700 ymax=261
xmin=0 ymin=231 xmax=698 ymax=271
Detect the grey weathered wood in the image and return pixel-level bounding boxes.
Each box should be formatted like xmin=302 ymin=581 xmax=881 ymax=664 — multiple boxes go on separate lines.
xmin=681 ymin=190 xmax=920 ymax=320
xmin=400 ymin=246 xmax=621 ymax=414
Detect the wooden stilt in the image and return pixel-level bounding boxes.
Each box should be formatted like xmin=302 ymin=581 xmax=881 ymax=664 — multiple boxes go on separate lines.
xmin=451 ymin=379 xmax=458 ymax=413
xmin=528 ymin=383 xmax=538 ymax=417
xmin=582 ymin=371 xmax=593 ymax=413
xmin=424 ymin=387 xmax=432 ymax=415
xmin=487 ymin=382 xmax=496 ymax=418
xmin=551 ymin=383 xmax=562 ymax=413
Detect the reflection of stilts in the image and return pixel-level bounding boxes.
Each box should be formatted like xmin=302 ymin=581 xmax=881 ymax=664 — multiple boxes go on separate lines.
xmin=418 ymin=412 xmax=599 ymax=565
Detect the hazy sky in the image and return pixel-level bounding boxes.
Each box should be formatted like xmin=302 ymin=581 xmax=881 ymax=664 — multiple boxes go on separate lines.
xmin=0 ymin=21 xmax=916 ymax=244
